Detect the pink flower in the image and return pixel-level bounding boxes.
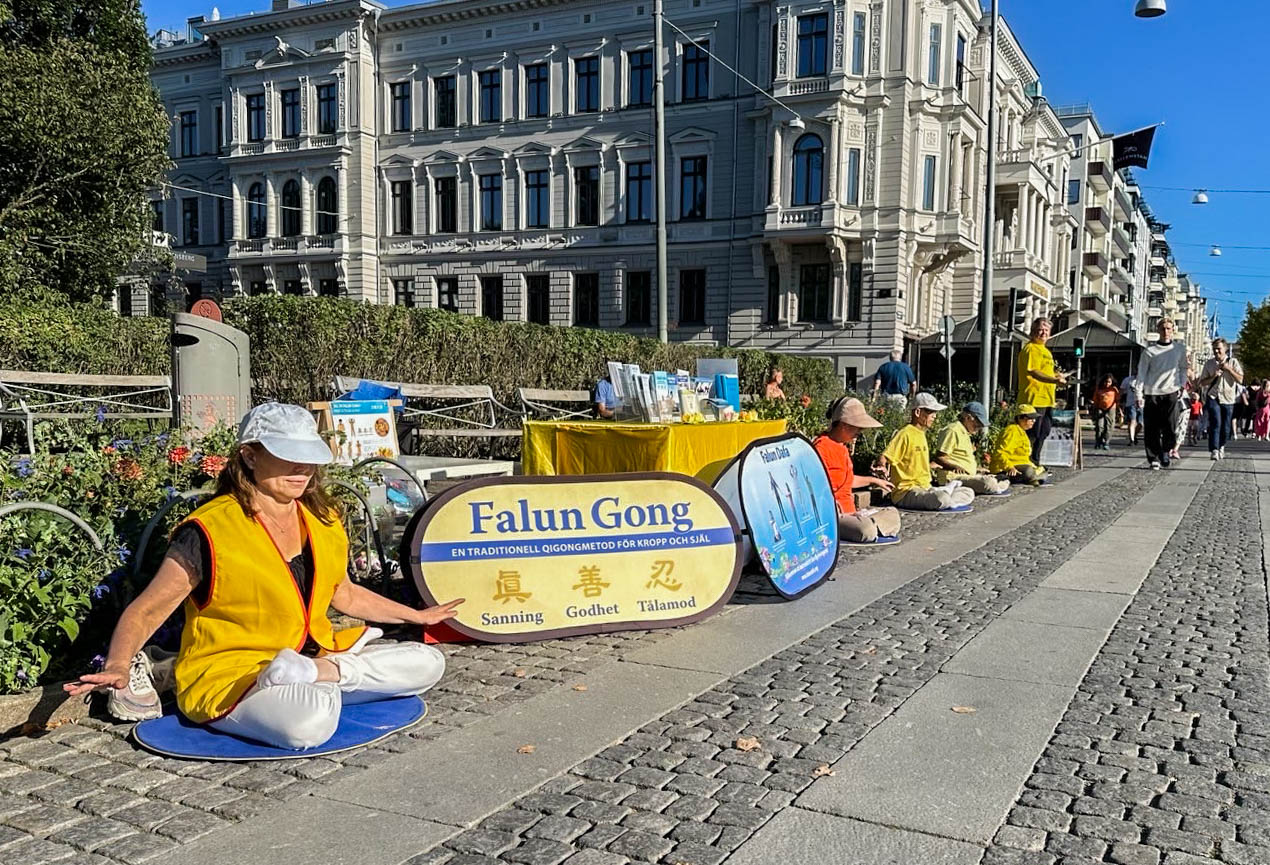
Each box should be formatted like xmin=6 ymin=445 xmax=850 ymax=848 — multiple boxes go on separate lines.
xmin=167 ymin=446 xmax=191 ymax=465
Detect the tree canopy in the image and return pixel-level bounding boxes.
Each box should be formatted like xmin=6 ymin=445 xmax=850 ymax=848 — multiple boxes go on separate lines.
xmin=1236 ymin=300 xmax=1270 ymax=383
xmin=0 ymin=0 xmax=170 ymax=302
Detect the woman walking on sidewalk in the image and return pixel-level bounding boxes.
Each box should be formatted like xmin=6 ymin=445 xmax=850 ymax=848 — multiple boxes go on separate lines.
xmin=1256 ymin=379 xmax=1270 ymax=440
xmin=1091 ymin=375 xmax=1119 ymax=451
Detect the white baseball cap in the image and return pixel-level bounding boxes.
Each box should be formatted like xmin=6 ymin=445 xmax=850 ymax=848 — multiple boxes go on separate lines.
xmin=913 ymin=392 xmax=947 ymax=412
xmin=237 ymin=402 xmax=334 ymax=466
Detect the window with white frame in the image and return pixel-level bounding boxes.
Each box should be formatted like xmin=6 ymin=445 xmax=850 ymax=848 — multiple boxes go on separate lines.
xmin=479 ymin=173 xmax=503 ymax=230
xmin=628 ymin=49 xmax=653 ymax=106
xmin=851 ymin=12 xmax=866 ymax=76
xmin=525 ymin=169 xmax=550 ymax=228
xmin=280 ymin=89 xmax=300 ymax=138
xmin=846 ymin=148 xmax=861 ymax=206
xmin=390 ymin=82 xmax=410 ymax=132
xmin=796 ymin=13 xmax=828 ymax=78
xmin=479 ymin=69 xmax=502 ymax=123
xmin=682 ymin=41 xmax=709 ymax=101
xmin=625 ymin=161 xmax=652 ymax=222
xmin=922 ymin=155 xmax=937 ymax=210
xmin=575 ymin=57 xmax=599 ymax=112
xmin=525 ymin=64 xmax=549 ymax=117
xmin=927 ymin=24 xmax=941 ymax=85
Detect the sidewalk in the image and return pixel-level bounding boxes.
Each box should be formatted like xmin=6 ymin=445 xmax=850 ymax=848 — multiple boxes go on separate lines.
xmin=3 ymin=440 xmax=1266 ymax=865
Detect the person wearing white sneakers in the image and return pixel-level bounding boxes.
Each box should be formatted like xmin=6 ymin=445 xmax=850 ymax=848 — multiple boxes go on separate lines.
xmin=67 ymin=403 xmax=464 ymax=749
xmin=1138 ymin=319 xmax=1189 ymax=470
xmin=1197 ymin=337 xmax=1242 ymax=461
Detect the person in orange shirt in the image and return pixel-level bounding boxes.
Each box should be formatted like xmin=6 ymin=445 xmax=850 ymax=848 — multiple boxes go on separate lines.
xmin=1091 ymin=374 xmax=1120 ymax=451
xmin=812 ymin=397 xmax=902 ymax=543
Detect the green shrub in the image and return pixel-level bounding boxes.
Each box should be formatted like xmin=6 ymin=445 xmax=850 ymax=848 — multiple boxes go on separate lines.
xmin=219 ymin=296 xmax=841 ymax=406
xmin=0 ymin=293 xmax=841 ymax=406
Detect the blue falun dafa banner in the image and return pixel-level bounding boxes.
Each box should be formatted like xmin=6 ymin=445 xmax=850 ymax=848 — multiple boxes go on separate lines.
xmin=704 ymin=433 xmax=840 ymax=599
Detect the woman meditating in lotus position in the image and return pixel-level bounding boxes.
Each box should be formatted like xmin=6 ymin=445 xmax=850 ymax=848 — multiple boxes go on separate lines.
xmin=66 ymin=403 xmax=463 ymax=750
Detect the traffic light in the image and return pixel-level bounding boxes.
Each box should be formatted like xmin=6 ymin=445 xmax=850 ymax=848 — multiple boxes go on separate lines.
xmin=1008 ymin=287 xmax=1026 ymax=331
xmin=1073 ymin=337 xmax=1085 ymax=359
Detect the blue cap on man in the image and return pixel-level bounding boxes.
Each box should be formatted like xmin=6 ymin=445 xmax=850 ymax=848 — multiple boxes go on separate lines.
xmin=962 ymin=401 xmax=990 ymax=427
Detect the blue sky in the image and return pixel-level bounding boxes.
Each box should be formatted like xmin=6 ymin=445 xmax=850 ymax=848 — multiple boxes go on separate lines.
xmin=143 ymin=0 xmax=1267 ymax=339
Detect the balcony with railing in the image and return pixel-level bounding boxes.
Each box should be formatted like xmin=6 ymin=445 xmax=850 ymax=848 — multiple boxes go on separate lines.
xmin=1087 ymin=160 xmax=1113 ymax=192
xmin=997 ymin=147 xmax=1058 ymax=194
xmin=229 ymin=133 xmax=343 ymax=158
xmin=1085 ymin=206 xmax=1111 ymax=236
xmin=1082 ymin=250 xmax=1108 ymax=277
xmin=1112 ymin=224 xmax=1132 ymax=256
xmin=1113 ymin=184 xmax=1133 ymax=220
xmin=229 ymin=234 xmax=345 ymax=256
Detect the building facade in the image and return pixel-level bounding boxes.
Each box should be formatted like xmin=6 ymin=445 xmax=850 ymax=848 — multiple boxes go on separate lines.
xmin=147 ymin=0 xmax=1199 ymax=385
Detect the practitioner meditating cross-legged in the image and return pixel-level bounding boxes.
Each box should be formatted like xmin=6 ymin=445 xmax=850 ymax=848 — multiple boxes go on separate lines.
xmin=66 ymin=403 xmax=464 ymax=750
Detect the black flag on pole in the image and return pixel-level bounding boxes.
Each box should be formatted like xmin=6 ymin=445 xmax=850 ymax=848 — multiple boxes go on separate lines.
xmin=1112 ymin=126 xmax=1157 ymax=170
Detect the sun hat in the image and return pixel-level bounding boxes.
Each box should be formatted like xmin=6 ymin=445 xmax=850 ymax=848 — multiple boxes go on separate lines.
xmin=237 ymin=403 xmax=334 ymax=466
xmin=913 ymin=392 xmax=947 ymax=412
xmin=962 ymin=401 xmax=990 ymax=427
xmin=829 ymin=397 xmax=882 ymax=428
xmin=1016 ymin=403 xmax=1040 ymax=419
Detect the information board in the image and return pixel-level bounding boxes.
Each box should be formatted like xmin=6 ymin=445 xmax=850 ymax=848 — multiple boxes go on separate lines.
xmin=1038 ymin=409 xmax=1077 ymax=467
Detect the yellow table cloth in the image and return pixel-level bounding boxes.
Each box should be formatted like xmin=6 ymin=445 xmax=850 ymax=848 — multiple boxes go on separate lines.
xmin=522 ymin=419 xmax=788 ymax=477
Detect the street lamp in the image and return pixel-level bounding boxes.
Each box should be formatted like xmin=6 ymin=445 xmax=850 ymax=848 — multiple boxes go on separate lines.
xmin=1209 ymin=245 xmax=1222 ymax=257
xmin=1192 ymin=189 xmax=1209 ymax=205
xmin=1134 ymin=0 xmax=1167 ymax=18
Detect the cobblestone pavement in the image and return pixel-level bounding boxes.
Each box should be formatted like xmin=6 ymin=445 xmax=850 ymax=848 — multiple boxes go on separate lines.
xmin=0 ymin=456 xmax=1096 ymax=865
xmin=986 ymin=456 xmax=1270 ymax=865
xmin=376 ymin=465 xmax=1158 ymax=865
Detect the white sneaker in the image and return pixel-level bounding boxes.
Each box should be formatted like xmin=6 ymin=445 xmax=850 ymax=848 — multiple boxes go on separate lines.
xmin=106 ymin=652 xmax=162 ymax=722
xmin=1149 ymin=461 xmax=1161 ymax=471
xmin=1211 ymin=451 xmax=1219 ymax=461
xmin=1219 ymin=446 xmax=1226 ymax=459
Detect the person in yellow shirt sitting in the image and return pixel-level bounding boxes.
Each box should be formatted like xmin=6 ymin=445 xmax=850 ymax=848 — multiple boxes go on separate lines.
xmin=876 ymin=392 xmax=975 ymax=511
xmin=933 ymin=401 xmax=1009 ymax=495
xmin=990 ymin=404 xmax=1048 ymax=485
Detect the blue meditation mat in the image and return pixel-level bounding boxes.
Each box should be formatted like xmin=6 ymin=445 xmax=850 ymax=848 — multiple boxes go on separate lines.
xmin=897 ymin=503 xmax=973 ymax=514
xmin=132 ymin=695 xmax=426 ymax=761
xmin=842 ymin=534 xmax=901 ymax=548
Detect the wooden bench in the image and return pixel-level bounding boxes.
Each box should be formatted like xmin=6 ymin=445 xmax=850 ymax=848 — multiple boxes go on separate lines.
xmin=331 ymin=377 xmax=522 ymax=451
xmin=517 ymin=387 xmax=594 ymax=421
xmin=0 ymin=370 xmax=173 ymax=454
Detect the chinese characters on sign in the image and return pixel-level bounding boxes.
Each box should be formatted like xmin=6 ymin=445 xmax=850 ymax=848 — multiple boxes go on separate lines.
xmin=402 ymin=474 xmax=743 ymax=641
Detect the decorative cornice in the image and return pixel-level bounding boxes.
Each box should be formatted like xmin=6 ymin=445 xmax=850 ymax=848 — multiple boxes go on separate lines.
xmin=195 ymin=0 xmax=382 ymax=40
xmin=380 ymin=0 xmax=573 ymax=32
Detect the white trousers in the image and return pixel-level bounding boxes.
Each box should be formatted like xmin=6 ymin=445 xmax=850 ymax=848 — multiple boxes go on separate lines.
xmin=209 ymin=640 xmax=445 ymax=750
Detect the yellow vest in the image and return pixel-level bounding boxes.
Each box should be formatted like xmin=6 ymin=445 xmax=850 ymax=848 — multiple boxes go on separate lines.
xmin=173 ymin=495 xmax=365 ymax=723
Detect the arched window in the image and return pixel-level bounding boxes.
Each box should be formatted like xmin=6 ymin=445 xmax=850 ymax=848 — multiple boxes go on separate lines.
xmin=317 ymin=177 xmax=337 ymax=235
xmin=247 ymin=182 xmax=267 ymax=239
xmin=791 ymin=134 xmax=824 ymax=207
xmin=280 ymin=180 xmax=301 ymax=237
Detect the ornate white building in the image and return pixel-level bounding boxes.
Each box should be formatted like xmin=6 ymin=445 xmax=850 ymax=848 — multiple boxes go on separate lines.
xmin=149 ymin=0 xmax=1086 ymax=386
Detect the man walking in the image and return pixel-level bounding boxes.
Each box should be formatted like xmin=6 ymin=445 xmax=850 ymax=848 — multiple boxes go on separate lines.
xmin=1197 ymin=337 xmax=1242 ymax=460
xmin=1017 ymin=317 xmax=1066 ymax=464
xmin=1138 ymin=319 xmax=1189 ymax=469
xmin=872 ymin=350 xmax=916 ymax=411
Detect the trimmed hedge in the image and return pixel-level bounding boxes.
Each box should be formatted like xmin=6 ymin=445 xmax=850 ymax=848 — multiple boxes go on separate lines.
xmin=0 ymin=294 xmax=842 ymax=407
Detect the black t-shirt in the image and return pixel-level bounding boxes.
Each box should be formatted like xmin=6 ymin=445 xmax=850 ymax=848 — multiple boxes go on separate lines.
xmin=168 ymin=522 xmax=320 ymax=655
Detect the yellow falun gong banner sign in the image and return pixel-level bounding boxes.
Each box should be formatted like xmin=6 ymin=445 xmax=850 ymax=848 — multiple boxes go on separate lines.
xmin=401 ymin=473 xmax=743 ymax=642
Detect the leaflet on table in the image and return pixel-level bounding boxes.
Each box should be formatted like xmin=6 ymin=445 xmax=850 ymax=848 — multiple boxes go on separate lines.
xmin=607 ymin=362 xmax=627 ymax=401
xmin=328 ymin=399 xmax=399 ymax=465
